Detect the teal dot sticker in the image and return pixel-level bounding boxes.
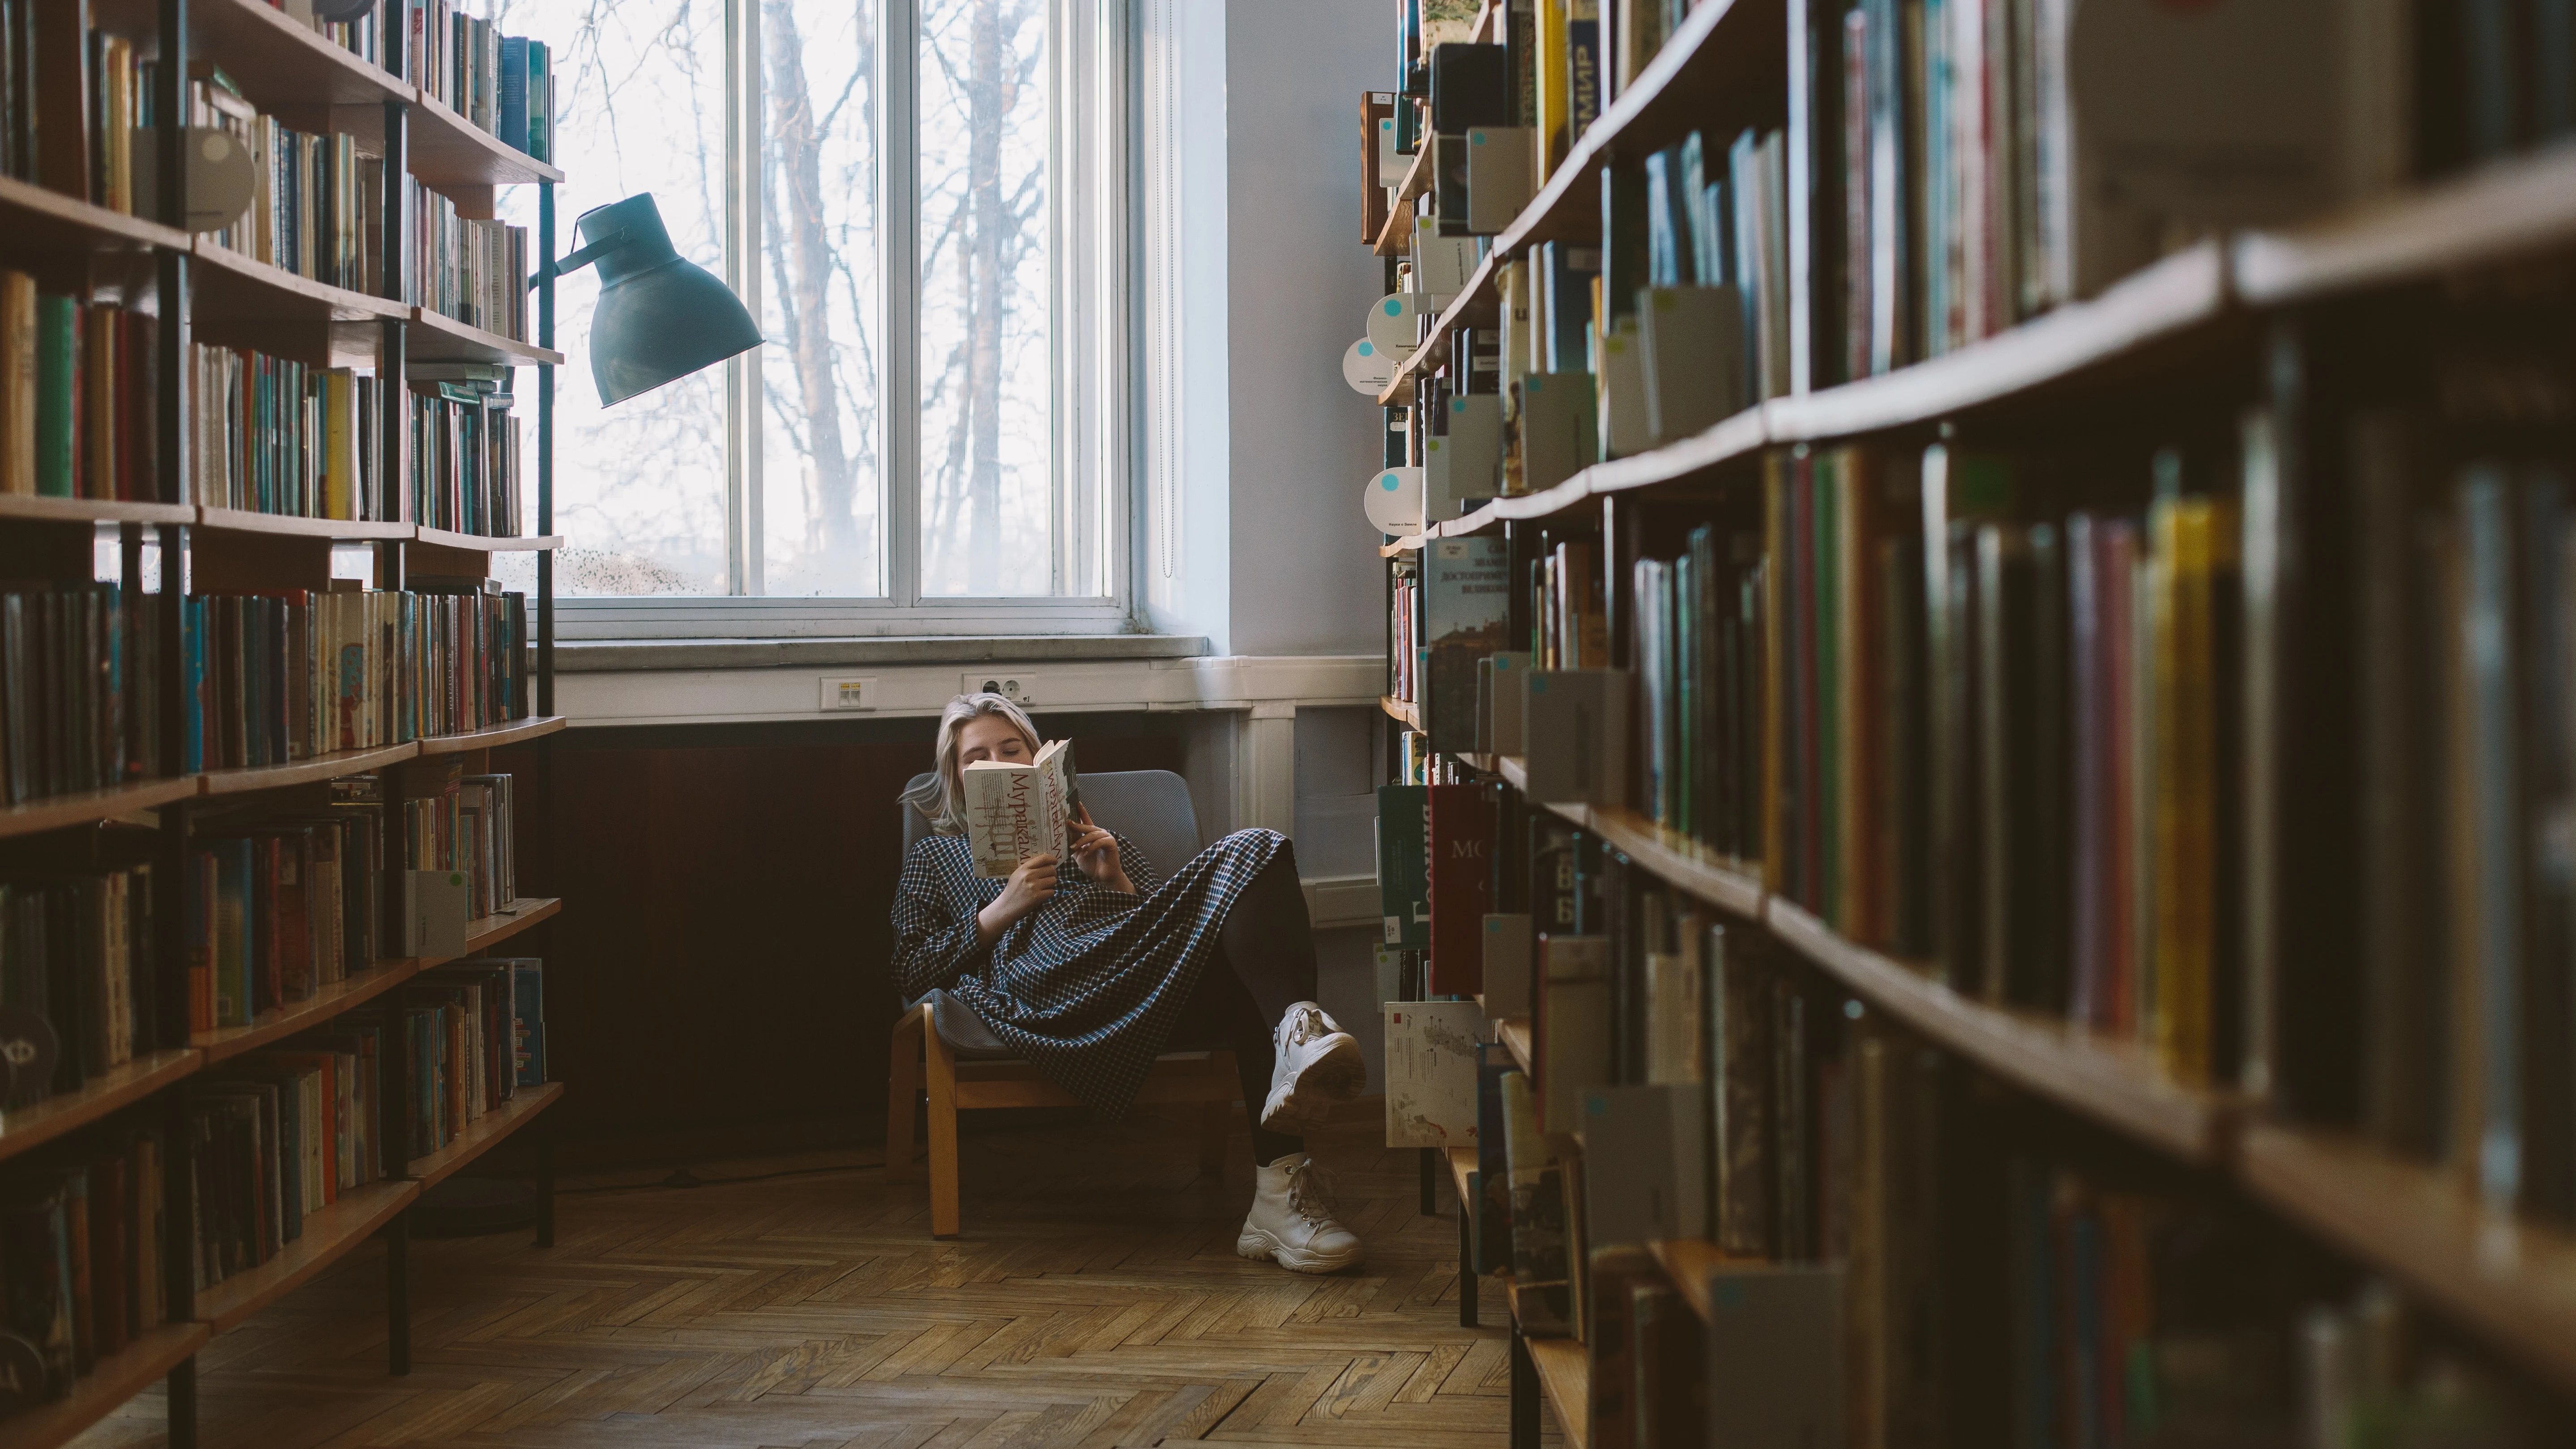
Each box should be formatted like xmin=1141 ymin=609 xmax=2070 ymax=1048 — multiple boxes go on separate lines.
xmin=1358 ymin=341 xmax=1374 ymax=356
xmin=1381 ymin=474 xmax=1401 ymax=491
xmin=1472 ymin=132 xmax=1485 ymax=145
xmin=1526 ymin=374 xmax=1543 ymax=392
xmin=1452 ymin=398 xmax=1466 ymax=412
xmin=1383 ymin=299 xmax=1402 ymax=316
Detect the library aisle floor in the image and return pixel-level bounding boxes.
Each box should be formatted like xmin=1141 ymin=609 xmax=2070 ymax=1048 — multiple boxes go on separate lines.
xmin=65 ymin=1113 xmax=1538 ymax=1449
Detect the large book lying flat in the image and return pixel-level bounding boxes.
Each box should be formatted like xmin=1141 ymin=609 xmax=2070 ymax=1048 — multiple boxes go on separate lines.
xmin=962 ymin=739 xmax=1077 ymax=877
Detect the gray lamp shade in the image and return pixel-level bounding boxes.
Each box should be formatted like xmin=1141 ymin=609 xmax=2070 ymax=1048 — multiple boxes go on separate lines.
xmin=572 ymin=195 xmax=763 ymax=406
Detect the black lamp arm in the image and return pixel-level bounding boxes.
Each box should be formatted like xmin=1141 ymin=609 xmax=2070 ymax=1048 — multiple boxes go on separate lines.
xmin=528 ymin=226 xmax=632 ymax=291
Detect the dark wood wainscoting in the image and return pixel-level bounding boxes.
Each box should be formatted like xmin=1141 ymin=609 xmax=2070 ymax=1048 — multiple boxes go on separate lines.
xmin=494 ymin=712 xmax=1190 ymax=1157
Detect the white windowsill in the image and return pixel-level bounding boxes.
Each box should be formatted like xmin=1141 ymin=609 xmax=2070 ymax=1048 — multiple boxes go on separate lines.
xmin=554 ymin=635 xmax=1210 ymax=674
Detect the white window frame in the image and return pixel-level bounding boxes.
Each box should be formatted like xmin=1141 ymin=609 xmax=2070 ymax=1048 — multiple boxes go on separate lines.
xmin=558 ymin=0 xmax=1134 ymax=640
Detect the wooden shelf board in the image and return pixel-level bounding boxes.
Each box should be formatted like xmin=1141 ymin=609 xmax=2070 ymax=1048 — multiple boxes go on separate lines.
xmin=1378 ymin=249 xmax=1505 ymax=405
xmin=0 ymin=1051 xmax=202 ymax=1169
xmin=1372 ymin=145 xmax=1438 ymax=256
xmin=1496 ymin=1018 xmax=1532 ymax=1074
xmin=2237 ymin=1122 xmax=2576 ymax=1398
xmin=189 ymin=242 xmax=407 ymax=326
xmin=1550 ymin=803 xmax=1763 ymax=919
xmin=192 ymin=1178 xmax=417 ymax=1334
xmin=1589 ymin=405 xmax=1770 ymax=497
xmin=0 ymin=174 xmax=191 ymax=259
xmin=171 ymin=0 xmax=408 ymax=110
xmin=2234 ymin=142 xmax=2576 ymax=305
xmin=453 ymin=898 xmax=563 ymax=960
xmin=1477 ymin=475 xmax=1597 ymax=530
xmin=194 ymin=961 xmax=422 ymax=1065
xmin=1764 ymin=898 xmax=2231 ymax=1164
xmin=1446 ymin=1145 xmax=1477 ymax=1207
xmin=1410 ymin=414 xmax=1758 ymax=538
xmin=1647 ymin=1238 xmax=1750 ymax=1324
xmin=198 ymin=741 xmax=420 ymax=797
xmin=193 ymin=507 xmax=411 ymax=541
xmin=415 ymin=716 xmax=569 ymax=756
xmin=412 ymin=527 xmax=564 ymax=552
xmin=406 ymin=96 xmax=566 ymax=188
xmin=407 ymin=309 xmax=565 ymax=367
xmin=407 ymin=1081 xmax=564 ymax=1192
xmin=1496 ymin=755 xmax=1529 ymax=792
xmin=1766 ymin=241 xmax=2228 ymax=445
xmin=0 ymin=1320 xmax=210 ymax=1449
xmin=1379 ymin=695 xmax=1422 ymax=732
xmin=0 ymin=777 xmax=196 ymax=840
xmin=1526 ymin=1335 xmax=1590 ymax=1449
xmin=1380 ymin=536 xmax=1424 ymax=558
xmin=0 ymin=496 xmax=194 ymax=527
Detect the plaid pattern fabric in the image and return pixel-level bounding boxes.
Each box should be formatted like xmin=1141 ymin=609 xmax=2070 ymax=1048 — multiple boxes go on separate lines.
xmin=890 ymin=826 xmax=1290 ymax=1116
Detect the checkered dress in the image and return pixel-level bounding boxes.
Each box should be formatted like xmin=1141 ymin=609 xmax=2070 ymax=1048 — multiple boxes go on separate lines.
xmin=890 ymin=826 xmax=1288 ymax=1115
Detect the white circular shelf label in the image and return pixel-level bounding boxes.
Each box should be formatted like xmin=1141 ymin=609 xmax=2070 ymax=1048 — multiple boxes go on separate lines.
xmin=1367 ymin=293 xmax=1429 ymax=356
xmin=1343 ymin=338 xmax=1398 ymax=394
xmin=1364 ymin=466 xmax=1425 ymax=535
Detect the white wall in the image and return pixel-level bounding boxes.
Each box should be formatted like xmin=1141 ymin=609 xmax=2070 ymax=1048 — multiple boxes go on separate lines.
xmin=1212 ymin=1 xmax=1394 ymax=1082
xmin=1224 ymin=0 xmax=1389 ymax=659
xmin=1148 ymin=0 xmax=1388 ymax=659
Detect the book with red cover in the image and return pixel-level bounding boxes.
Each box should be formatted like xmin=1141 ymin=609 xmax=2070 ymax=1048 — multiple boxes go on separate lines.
xmin=1426 ymin=783 xmax=1493 ymax=996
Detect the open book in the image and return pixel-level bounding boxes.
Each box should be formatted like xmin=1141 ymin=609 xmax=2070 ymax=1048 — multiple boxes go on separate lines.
xmin=961 ymin=738 xmax=1079 ymax=877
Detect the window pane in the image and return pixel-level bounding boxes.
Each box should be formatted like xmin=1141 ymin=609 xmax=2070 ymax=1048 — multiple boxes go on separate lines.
xmin=496 ymin=0 xmax=731 ymax=596
xmin=916 ymin=0 xmax=1053 ymax=597
xmin=760 ymin=0 xmax=886 ymax=597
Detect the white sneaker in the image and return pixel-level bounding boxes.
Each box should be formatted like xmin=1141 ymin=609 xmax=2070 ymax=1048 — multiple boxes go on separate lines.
xmin=1236 ymin=1152 xmax=1363 ymax=1273
xmin=1261 ymin=1001 xmax=1366 ymax=1131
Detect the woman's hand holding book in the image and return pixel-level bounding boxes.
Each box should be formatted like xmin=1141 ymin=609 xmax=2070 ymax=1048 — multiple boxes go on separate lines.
xmin=1068 ymin=807 xmax=1135 ymax=896
xmin=977 ymin=854 xmax=1059 ymax=945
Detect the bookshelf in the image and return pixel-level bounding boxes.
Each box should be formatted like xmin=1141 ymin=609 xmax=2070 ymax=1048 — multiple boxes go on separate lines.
xmin=1368 ymin=1 xmax=2576 ymax=1442
xmin=0 ymin=0 xmax=570 ymax=1442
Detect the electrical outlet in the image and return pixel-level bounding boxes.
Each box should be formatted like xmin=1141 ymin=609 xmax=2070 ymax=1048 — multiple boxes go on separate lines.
xmin=819 ymin=676 xmax=879 ymax=711
xmin=962 ymin=672 xmax=1038 ymax=705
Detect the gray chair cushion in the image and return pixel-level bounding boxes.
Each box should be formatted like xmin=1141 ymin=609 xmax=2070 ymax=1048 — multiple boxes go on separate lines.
xmin=899 ymin=768 xmax=1203 ymax=1059
xmin=920 ymin=988 xmax=1019 ymax=1059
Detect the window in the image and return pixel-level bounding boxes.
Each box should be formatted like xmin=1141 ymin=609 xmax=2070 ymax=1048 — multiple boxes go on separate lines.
xmin=493 ymin=0 xmax=1124 ymax=630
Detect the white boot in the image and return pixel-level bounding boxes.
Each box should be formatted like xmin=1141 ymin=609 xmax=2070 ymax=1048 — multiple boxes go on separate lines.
xmin=1261 ymin=1001 xmax=1366 ymax=1131
xmin=1237 ymin=1152 xmax=1363 ymax=1273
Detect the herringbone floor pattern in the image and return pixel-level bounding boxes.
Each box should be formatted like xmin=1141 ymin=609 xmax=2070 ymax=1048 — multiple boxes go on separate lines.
xmin=72 ymin=1110 xmax=1540 ymax=1449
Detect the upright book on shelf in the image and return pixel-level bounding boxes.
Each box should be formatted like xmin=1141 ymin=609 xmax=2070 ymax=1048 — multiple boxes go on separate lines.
xmin=1424 ymin=537 xmax=1513 ymax=755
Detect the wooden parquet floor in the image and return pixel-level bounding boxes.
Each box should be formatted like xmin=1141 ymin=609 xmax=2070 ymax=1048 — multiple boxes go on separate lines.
xmin=72 ymin=1110 xmax=1545 ymax=1449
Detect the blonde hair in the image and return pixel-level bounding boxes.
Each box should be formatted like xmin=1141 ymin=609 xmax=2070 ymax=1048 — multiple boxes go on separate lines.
xmin=902 ymin=692 xmax=1043 ymax=835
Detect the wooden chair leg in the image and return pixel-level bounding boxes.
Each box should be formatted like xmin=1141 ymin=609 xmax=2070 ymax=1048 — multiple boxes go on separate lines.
xmin=1199 ymin=1099 xmax=1230 ymax=1176
xmin=924 ymin=1011 xmax=962 ymax=1239
xmin=885 ymin=1004 xmax=924 ymax=1183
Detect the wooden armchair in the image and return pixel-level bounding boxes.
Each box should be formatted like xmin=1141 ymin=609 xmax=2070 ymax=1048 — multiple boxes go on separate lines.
xmin=885 ymin=769 xmax=1241 ymax=1238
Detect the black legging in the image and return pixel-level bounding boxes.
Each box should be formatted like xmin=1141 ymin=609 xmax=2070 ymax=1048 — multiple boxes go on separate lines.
xmin=1169 ymin=839 xmax=1320 ymax=1166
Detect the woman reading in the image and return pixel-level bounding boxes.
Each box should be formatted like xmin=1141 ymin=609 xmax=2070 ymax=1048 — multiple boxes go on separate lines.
xmin=890 ymin=693 xmax=1369 ymax=1272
